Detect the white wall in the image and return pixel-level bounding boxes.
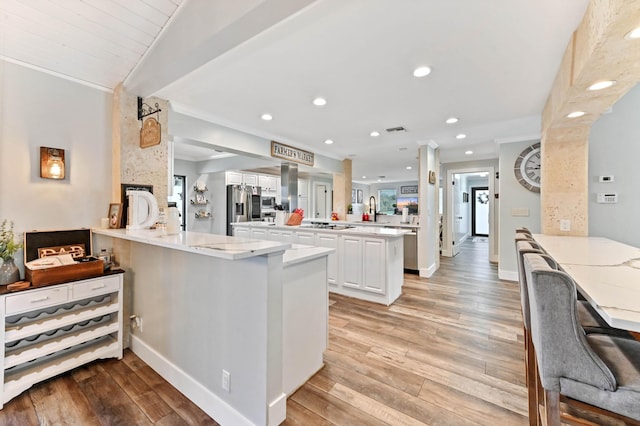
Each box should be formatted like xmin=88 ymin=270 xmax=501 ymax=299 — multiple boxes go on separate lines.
xmin=0 ymin=60 xmax=113 ymax=271
xmin=497 ymin=140 xmax=541 ymax=280
xmin=589 ymin=83 xmax=640 ymax=247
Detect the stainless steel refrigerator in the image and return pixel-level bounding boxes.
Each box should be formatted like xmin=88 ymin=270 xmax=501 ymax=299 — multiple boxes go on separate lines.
xmin=227 ymin=184 xmax=261 ymax=235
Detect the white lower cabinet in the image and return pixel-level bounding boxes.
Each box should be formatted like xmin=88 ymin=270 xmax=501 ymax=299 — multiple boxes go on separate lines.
xmin=0 ymin=273 xmax=124 ymax=408
xmin=315 ymin=233 xmax=338 ymax=286
xmin=340 ymin=236 xmax=385 ymax=294
xmin=230 ymin=224 xmax=404 ymax=304
xmin=268 ymin=228 xmax=294 ymax=243
xmin=250 ymin=227 xmax=268 ymax=240
xmin=233 ymin=227 xmax=251 ymax=238
xmin=295 ymin=231 xmax=315 ymax=245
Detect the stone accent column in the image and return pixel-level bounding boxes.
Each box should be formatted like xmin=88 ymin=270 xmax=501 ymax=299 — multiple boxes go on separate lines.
xmin=112 ymin=83 xmax=169 ymax=210
xmin=332 ymin=159 xmax=352 ymax=220
xmin=540 ymin=0 xmax=640 ymax=235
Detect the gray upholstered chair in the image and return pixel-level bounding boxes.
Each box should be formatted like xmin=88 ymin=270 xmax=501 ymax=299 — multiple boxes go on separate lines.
xmin=515 ymin=239 xmax=631 ymax=425
xmin=524 ymin=253 xmax=640 ymax=425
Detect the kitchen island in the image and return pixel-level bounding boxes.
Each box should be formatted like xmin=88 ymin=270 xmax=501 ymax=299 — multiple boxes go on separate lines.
xmin=232 ymin=222 xmax=408 ymax=305
xmin=92 ymin=228 xmax=332 ymax=426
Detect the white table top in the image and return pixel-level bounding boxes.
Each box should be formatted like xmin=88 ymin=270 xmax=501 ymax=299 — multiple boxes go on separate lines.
xmin=533 ymin=234 xmax=640 ymax=332
xmin=93 ymin=228 xmax=290 ymax=261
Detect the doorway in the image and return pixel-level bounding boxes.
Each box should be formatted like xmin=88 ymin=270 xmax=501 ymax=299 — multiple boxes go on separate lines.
xmin=471 ymin=187 xmax=489 ymax=236
xmin=170 ymin=175 xmax=187 ymax=230
xmin=314 ymin=183 xmax=331 ymax=218
xmin=443 ymin=167 xmax=496 ymax=262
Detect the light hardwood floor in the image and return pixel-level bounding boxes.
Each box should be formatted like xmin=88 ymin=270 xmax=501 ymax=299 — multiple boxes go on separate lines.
xmin=3 ymin=239 xmax=622 ymax=425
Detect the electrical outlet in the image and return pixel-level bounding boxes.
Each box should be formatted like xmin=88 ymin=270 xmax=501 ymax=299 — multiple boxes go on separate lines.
xmin=222 ymin=370 xmax=230 ymax=392
xmin=560 ymin=219 xmax=571 ymax=232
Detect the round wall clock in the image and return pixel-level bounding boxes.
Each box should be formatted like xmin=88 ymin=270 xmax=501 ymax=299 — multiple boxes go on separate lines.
xmin=514 ymin=142 xmax=541 ymax=192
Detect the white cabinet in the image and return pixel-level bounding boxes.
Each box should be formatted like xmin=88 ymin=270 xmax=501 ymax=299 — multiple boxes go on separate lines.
xmin=339 ymin=236 xmax=386 ymax=294
xmin=243 ymin=173 xmax=258 ymax=186
xmin=268 ymin=228 xmax=294 ymax=243
xmin=225 ymin=172 xmax=259 ymax=186
xmin=295 ymin=231 xmax=315 ymax=245
xmin=259 ymin=175 xmax=277 ymax=193
xmin=315 ymin=233 xmax=338 ymax=286
xmin=250 ymin=227 xmax=268 ymax=240
xmin=362 ymin=238 xmax=386 ymax=293
xmin=0 ymin=273 xmax=124 ymax=408
xmin=341 ymin=236 xmax=363 ymax=289
xmin=233 ymin=227 xmax=251 ymax=238
xmin=226 ymin=171 xmax=243 ymax=185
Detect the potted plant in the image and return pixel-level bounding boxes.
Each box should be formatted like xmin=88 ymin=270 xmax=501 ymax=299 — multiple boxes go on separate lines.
xmin=0 ymin=219 xmax=22 ymax=285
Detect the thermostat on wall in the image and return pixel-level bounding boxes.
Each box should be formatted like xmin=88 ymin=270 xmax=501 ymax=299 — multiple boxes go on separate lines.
xmin=598 ymin=175 xmax=614 ymax=182
xmin=597 ymin=193 xmax=618 ymax=204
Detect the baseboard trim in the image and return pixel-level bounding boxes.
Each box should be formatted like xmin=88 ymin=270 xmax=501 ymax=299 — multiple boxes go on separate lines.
xmin=130 ymin=335 xmax=255 ymax=426
xmin=419 ymin=262 xmax=437 ymax=278
xmin=268 ymin=393 xmax=287 ymax=426
xmin=499 ymin=269 xmax=518 ymax=282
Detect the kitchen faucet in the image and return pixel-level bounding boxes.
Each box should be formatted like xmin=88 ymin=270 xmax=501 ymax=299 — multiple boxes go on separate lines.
xmin=369 ymin=195 xmax=377 ymax=222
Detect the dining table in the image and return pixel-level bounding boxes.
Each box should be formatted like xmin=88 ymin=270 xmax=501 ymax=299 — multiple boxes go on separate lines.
xmin=532 ymin=234 xmax=640 ymax=334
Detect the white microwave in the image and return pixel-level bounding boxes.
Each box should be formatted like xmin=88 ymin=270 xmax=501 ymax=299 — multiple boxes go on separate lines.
xmin=261 ymin=196 xmax=276 ymax=209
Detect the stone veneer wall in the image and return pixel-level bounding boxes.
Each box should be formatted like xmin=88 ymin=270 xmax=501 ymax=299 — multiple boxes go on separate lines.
xmin=541 ymin=0 xmax=640 ymax=235
xmin=112 ymin=83 xmax=169 ymax=210
xmin=332 ymin=159 xmax=352 ymax=220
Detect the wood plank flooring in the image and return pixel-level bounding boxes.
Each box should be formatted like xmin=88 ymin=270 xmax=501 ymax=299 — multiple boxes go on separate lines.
xmin=0 ymin=239 xmax=627 ymax=425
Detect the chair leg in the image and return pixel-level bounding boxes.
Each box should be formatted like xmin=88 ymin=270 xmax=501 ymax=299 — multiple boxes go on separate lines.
xmin=526 ymin=330 xmax=538 ymax=426
xmin=544 ymin=389 xmax=561 ymax=426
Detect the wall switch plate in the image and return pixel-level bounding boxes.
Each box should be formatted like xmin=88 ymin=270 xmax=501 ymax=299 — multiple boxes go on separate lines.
xmin=598 ymin=175 xmax=614 ymax=183
xmin=560 ymin=219 xmax=571 ymax=232
xmin=222 ymin=370 xmax=230 ymax=392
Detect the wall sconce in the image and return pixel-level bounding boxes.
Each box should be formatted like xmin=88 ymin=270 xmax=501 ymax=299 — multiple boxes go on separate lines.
xmin=40 ymin=146 xmax=65 ymax=179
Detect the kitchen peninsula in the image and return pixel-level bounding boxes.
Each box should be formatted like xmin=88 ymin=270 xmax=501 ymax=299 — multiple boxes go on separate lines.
xmin=92 ymin=228 xmax=332 ymax=426
xmin=232 ymin=221 xmax=408 ymax=305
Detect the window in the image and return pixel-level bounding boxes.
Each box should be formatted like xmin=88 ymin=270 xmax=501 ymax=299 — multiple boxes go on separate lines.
xmin=378 ymin=189 xmax=397 ymax=214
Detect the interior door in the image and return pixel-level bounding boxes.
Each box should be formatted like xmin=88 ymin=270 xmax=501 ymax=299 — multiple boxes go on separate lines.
xmin=452 ymin=174 xmax=462 ymax=256
xmin=472 ymin=187 xmax=489 ymax=236
xmin=315 ymin=184 xmax=328 ymax=218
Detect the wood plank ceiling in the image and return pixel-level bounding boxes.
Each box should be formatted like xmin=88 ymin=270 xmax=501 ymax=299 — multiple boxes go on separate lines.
xmin=0 ymin=0 xmax=183 ymax=90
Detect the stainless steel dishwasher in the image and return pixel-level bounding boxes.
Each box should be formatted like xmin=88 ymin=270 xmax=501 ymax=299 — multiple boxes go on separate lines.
xmin=404 ymin=230 xmax=418 ymax=271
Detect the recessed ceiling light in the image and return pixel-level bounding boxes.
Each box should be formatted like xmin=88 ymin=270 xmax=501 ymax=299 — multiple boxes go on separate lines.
xmin=413 ymin=66 xmax=431 ymax=78
xmin=445 ymin=117 xmax=459 ymax=124
xmin=588 ymin=80 xmax=616 ymax=91
xmin=465 ymin=150 xmax=473 ymax=155
xmin=324 ymin=139 xmax=333 ymax=145
xmin=406 ymin=166 xmax=412 ymax=170
xmin=567 ymin=111 xmax=585 ymax=118
xmin=260 ymin=113 xmax=273 ymax=121
xmin=312 ymin=97 xmax=327 ymax=106
xmin=456 ymin=134 xmax=467 ymax=139
xmin=362 ymin=176 xmax=366 ymax=179
xmin=625 ymin=27 xmax=640 ymax=39
xmin=370 ymin=131 xmax=380 ymax=137
xmin=398 ymin=147 xmax=408 ymax=151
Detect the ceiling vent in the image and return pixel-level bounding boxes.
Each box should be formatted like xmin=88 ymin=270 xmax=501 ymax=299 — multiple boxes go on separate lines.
xmin=385 ymin=126 xmax=407 ymax=133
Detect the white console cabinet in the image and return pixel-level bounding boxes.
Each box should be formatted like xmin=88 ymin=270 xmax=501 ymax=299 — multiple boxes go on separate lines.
xmin=0 ymin=273 xmax=123 ymax=408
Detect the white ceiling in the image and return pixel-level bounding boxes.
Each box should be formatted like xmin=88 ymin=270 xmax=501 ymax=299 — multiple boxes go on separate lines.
xmin=0 ymin=0 xmax=590 ymax=183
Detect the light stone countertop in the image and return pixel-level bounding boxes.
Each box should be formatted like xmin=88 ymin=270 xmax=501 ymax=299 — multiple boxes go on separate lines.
xmin=283 ymin=244 xmax=335 ymax=267
xmin=232 ymin=222 xmax=411 ymax=237
xmin=533 ymin=234 xmax=640 ymax=332
xmin=93 ymin=228 xmax=290 ymax=260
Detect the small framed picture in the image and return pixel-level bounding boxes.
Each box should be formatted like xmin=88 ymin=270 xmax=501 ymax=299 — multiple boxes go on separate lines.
xmin=108 ymin=203 xmax=123 ymax=229
xmin=195 ymin=193 xmax=206 ymax=204
xmin=356 ymin=189 xmax=363 ymax=204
